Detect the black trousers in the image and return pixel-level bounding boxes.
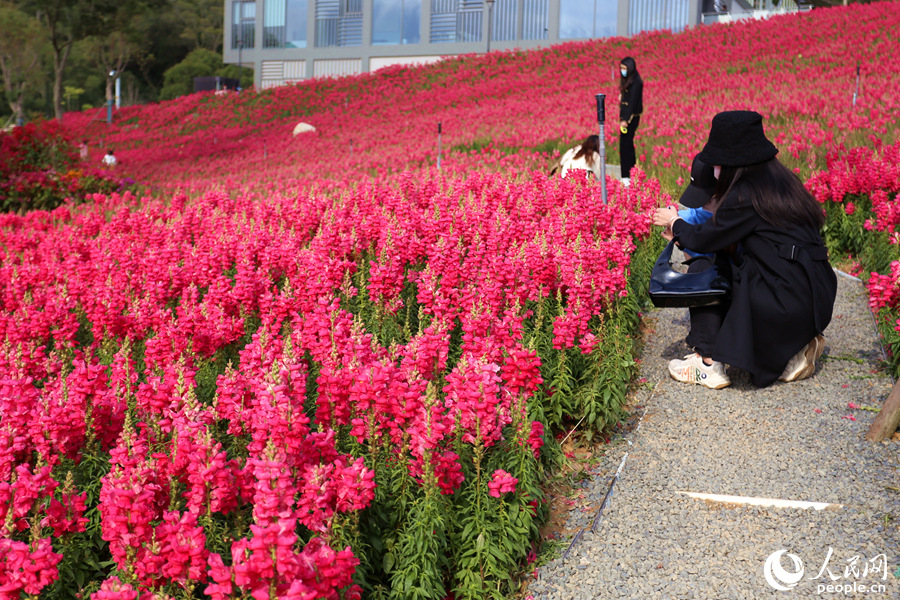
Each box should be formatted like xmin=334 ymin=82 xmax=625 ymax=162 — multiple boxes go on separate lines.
xmin=684 ymin=255 xmax=728 ymax=358
xmin=620 ymin=115 xmax=640 ymax=178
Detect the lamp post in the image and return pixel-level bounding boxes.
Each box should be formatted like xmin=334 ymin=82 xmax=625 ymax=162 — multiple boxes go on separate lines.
xmin=107 ymin=70 xmax=115 ymax=124
xmin=486 ymin=0 xmax=495 ymax=53
xmin=595 ymin=93 xmax=608 ymax=205
xmin=237 ymin=14 xmax=244 ymax=91
xmin=238 ymin=38 xmax=243 ymax=90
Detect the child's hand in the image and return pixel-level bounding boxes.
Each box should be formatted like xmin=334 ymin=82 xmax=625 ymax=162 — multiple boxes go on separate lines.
xmin=661 ymin=226 xmax=674 ymax=241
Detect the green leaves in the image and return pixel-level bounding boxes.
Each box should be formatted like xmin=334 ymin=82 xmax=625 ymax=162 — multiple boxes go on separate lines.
xmin=389 ymin=492 xmax=449 ymax=600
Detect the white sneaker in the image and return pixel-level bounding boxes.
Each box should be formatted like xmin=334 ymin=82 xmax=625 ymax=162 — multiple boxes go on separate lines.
xmin=621 ymin=177 xmax=631 ymax=187
xmin=668 ymin=353 xmax=731 ymax=389
xmin=779 ymin=335 xmax=826 ymax=382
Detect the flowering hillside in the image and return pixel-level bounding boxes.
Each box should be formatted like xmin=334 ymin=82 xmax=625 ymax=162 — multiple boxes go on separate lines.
xmin=1 ymin=2 xmax=900 ymax=599
xmin=63 ymin=2 xmax=900 ymax=194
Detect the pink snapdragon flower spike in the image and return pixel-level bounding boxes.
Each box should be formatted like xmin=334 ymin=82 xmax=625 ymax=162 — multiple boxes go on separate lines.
xmin=488 ymin=469 xmax=519 ymax=498
xmin=0 ymin=537 xmax=63 ymax=597
xmin=91 ymin=576 xmax=140 ymax=600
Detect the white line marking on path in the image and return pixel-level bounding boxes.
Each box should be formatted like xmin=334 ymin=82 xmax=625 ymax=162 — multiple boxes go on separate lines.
xmin=676 ymin=491 xmax=843 ymax=510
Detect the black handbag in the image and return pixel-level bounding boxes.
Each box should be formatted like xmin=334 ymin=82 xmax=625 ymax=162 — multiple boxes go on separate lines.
xmin=648 ymin=240 xmax=731 ymax=308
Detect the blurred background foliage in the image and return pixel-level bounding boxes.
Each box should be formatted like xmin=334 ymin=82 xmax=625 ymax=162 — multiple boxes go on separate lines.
xmin=0 ymin=0 xmax=255 ymax=124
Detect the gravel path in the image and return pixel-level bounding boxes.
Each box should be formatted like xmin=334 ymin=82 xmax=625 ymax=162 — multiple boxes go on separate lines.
xmin=528 ymin=272 xmax=900 ymax=599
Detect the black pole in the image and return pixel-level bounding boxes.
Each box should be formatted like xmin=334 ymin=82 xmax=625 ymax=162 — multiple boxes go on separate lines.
xmin=596 ymin=93 xmax=607 ymax=205
xmin=486 ymin=1 xmax=494 ymax=52
xmin=237 ymin=10 xmax=244 ymax=91
xmin=853 ymin=61 xmax=860 ymax=107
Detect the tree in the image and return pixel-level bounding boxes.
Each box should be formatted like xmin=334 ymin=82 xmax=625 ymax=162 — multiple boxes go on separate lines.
xmin=174 ymin=0 xmax=224 ymax=52
xmin=158 ymin=47 xmax=246 ymax=100
xmin=81 ymin=30 xmax=141 ymax=107
xmin=17 ymin=0 xmax=116 ymax=119
xmin=89 ymin=0 xmax=209 ymax=103
xmin=21 ymin=0 xmax=86 ymax=119
xmin=5 ymin=0 xmax=228 ymax=113
xmin=62 ymin=84 xmax=83 ymax=111
xmin=20 ymin=0 xmax=168 ymax=119
xmin=0 ymin=4 xmax=46 ymax=124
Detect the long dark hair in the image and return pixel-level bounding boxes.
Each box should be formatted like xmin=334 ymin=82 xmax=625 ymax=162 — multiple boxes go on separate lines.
xmin=619 ymin=56 xmax=638 ymax=95
xmin=713 ymin=159 xmax=825 ymax=229
xmin=573 ymin=135 xmax=599 ymax=166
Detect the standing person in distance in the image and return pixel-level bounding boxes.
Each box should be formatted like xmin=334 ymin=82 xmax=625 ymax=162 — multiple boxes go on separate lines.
xmin=618 ymin=56 xmax=643 ymax=186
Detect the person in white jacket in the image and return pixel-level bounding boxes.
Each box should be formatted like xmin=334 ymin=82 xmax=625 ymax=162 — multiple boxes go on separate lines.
xmin=550 ymin=135 xmax=602 ymax=180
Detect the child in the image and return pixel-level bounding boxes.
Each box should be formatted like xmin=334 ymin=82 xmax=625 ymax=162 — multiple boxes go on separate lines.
xmin=102 ymin=149 xmax=117 ymax=168
xmin=664 ymin=153 xmax=732 ymax=388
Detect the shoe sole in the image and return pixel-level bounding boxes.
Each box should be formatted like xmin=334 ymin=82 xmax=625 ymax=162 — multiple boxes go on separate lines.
xmin=705 ymin=379 xmax=731 ymax=389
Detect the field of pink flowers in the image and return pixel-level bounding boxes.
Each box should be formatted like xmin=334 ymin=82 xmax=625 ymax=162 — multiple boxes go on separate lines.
xmin=1 ymin=2 xmax=900 ymax=599
xmin=63 ymin=2 xmax=900 ymax=193
xmin=0 ymin=169 xmax=661 ymax=599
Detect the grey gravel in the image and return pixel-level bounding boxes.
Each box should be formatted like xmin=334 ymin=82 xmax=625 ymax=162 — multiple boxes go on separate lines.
xmin=528 ymin=272 xmax=900 ymax=599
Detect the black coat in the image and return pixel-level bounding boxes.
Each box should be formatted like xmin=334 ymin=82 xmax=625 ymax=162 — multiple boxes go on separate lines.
xmin=672 ymin=195 xmax=837 ymax=387
xmin=619 ymin=75 xmax=643 ymax=123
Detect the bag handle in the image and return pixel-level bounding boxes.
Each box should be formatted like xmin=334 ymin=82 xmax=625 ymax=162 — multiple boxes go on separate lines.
xmin=654 ymin=239 xmax=676 ymax=270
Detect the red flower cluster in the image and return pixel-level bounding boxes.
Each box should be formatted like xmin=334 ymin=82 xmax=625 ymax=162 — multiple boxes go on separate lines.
xmin=867 ymin=262 xmax=900 ymax=320
xmin=807 ymin=140 xmax=900 ymax=340
xmin=488 ymin=469 xmax=519 ymax=498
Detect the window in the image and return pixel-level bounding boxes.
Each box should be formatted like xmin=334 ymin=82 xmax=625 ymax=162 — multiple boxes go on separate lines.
xmin=628 ymin=0 xmax=689 ymax=35
xmin=373 ymin=0 xmax=421 ymax=45
xmin=286 ymin=0 xmax=309 ymax=46
xmin=430 ymin=0 xmax=483 ymax=44
xmin=559 ymin=0 xmax=617 ymax=39
xmin=232 ymin=1 xmax=257 ymax=49
xmin=490 ymin=0 xmax=516 ymax=42
xmin=265 ymin=0 xmax=308 ymax=48
xmin=522 ymin=0 xmax=548 ymax=39
xmin=316 ymin=0 xmax=363 ymax=46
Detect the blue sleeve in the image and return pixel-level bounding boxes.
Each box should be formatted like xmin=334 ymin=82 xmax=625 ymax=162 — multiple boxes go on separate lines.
xmin=677 ymin=207 xmax=713 ymax=226
xmin=673 ymin=196 xmax=757 ymax=254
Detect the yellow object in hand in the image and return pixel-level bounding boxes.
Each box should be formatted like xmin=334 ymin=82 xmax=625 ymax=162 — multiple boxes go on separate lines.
xmin=620 ymin=124 xmax=628 ymax=134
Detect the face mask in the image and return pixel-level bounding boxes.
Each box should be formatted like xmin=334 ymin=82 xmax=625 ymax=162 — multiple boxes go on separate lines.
xmin=620 ymin=69 xmax=628 ymax=77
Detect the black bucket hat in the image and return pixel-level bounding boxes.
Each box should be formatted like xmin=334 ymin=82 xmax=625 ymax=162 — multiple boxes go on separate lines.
xmin=679 ymin=153 xmax=717 ymax=208
xmin=698 ymin=110 xmax=778 ymax=168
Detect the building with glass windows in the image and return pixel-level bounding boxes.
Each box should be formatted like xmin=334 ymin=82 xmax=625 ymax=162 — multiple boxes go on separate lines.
xmin=223 ymin=0 xmax=750 ymax=88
